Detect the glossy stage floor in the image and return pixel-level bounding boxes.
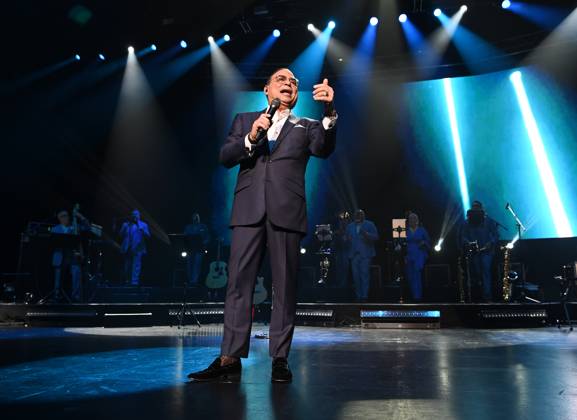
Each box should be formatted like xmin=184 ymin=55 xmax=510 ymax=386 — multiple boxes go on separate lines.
xmin=1 ymin=324 xmax=576 ymax=420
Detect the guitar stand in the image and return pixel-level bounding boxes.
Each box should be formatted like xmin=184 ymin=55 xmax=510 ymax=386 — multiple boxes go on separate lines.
xmin=38 ymin=287 xmax=71 ymax=304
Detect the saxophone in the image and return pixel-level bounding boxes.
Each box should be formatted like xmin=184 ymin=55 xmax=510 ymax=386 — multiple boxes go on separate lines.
xmin=502 ymin=246 xmax=513 ymax=302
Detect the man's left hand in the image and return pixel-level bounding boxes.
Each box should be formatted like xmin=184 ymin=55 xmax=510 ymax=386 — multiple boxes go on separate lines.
xmin=313 ymin=78 xmax=334 ymax=103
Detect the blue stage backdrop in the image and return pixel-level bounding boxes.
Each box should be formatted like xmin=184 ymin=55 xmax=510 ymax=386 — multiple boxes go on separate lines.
xmin=212 ymin=92 xmax=327 ymax=244
xmin=404 ymin=67 xmax=577 ymax=240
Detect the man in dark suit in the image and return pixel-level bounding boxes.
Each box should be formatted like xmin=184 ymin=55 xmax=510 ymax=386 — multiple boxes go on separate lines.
xmin=188 ymin=68 xmax=337 ymax=383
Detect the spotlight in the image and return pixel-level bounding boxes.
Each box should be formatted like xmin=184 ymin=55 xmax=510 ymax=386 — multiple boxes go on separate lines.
xmin=370 ymin=16 xmax=379 ymax=26
xmin=398 ymin=14 xmax=407 ymax=23
xmin=434 ymin=8 xmax=442 ymax=17
xmin=127 ymin=46 xmax=134 ymax=54
xmin=150 ymin=44 xmax=157 ymax=51
xmin=180 ymin=40 xmax=187 ymax=48
xmin=501 ymin=0 xmax=511 ymax=9
xmin=505 ymin=242 xmax=515 ymax=250
xmin=307 ymin=23 xmax=315 ymax=31
xmin=208 ymin=35 xmax=214 ymax=42
xmin=273 ymin=29 xmax=281 ymax=38
xmin=181 ymin=251 xmax=188 ymax=258
xmin=461 ymin=5 xmax=468 ymax=12
xmin=300 ymin=247 xmax=307 ymax=255
xmin=328 ymin=20 xmax=336 ymax=29
xmin=223 ymin=34 xmax=231 ymax=42
xmin=74 ymin=54 xmax=81 ymax=61
xmin=98 ymin=53 xmax=106 ymax=61
xmin=434 ymin=238 xmax=444 ymax=252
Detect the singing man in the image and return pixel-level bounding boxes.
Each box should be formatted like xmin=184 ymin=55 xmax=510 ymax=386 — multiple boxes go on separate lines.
xmin=188 ymin=68 xmax=337 ymax=383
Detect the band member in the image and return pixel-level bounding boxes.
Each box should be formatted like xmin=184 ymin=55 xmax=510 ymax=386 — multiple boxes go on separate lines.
xmin=188 ymin=68 xmax=337 ymax=383
xmin=346 ymin=210 xmax=379 ymax=302
xmin=405 ymin=212 xmax=430 ymax=302
xmin=334 ymin=211 xmax=351 ymax=288
xmin=51 ymin=210 xmax=84 ymax=301
xmin=458 ymin=201 xmax=499 ymax=301
xmin=119 ymin=209 xmax=150 ymax=286
xmin=183 ymin=213 xmax=210 ymax=286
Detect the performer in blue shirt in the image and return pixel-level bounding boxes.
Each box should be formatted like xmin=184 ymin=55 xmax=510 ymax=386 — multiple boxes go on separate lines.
xmin=346 ymin=210 xmax=379 ymax=302
xmin=458 ymin=201 xmax=499 ymax=301
xmin=183 ymin=213 xmax=210 ymax=286
xmin=119 ymin=210 xmax=150 ymax=286
xmin=405 ymin=212 xmax=431 ymax=302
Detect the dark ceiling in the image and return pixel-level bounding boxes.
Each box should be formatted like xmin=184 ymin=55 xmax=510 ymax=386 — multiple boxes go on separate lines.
xmin=2 ymin=0 xmax=577 ymax=82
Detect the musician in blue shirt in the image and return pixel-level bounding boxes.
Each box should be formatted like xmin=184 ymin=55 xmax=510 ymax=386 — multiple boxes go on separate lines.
xmin=346 ymin=210 xmax=379 ymax=302
xmin=183 ymin=213 xmax=210 ymax=286
xmin=405 ymin=213 xmax=431 ymax=302
xmin=458 ymin=201 xmax=499 ymax=301
xmin=119 ymin=210 xmax=151 ymax=286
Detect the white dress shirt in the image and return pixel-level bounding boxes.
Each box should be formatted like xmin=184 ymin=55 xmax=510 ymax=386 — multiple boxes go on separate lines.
xmin=244 ymin=108 xmax=337 ymax=150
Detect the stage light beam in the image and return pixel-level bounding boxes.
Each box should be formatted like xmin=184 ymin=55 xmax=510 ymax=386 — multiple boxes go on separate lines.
xmin=443 ymin=78 xmax=471 ymax=215
xmin=273 ymin=29 xmax=281 ymax=38
xmin=328 ymin=20 xmax=336 ymax=29
xmin=461 ymin=5 xmax=468 ymax=12
xmin=434 ymin=8 xmax=442 ymax=17
xmin=180 ymin=40 xmax=187 ymax=48
xmin=75 ymin=54 xmax=81 ymax=61
xmin=434 ymin=238 xmax=444 ymax=252
xmin=224 ymin=34 xmax=231 ymax=42
xmin=150 ymin=44 xmax=157 ymax=51
xmin=128 ymin=46 xmax=135 ymax=54
xmin=502 ymin=0 xmax=511 ymax=9
xmin=398 ymin=14 xmax=407 ymax=23
xmin=370 ymin=17 xmax=379 ymax=26
xmin=208 ymin=36 xmax=214 ymax=42
xmin=307 ymin=23 xmax=315 ymax=31
xmin=509 ymin=70 xmax=573 ymax=237
xmin=98 ymin=54 xmax=106 ymax=61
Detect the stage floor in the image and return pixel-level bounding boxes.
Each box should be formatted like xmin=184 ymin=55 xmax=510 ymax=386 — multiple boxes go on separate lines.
xmin=1 ymin=325 xmax=576 ymax=420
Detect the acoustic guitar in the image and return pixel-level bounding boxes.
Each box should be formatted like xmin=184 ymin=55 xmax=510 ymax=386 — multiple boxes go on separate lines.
xmin=205 ymin=238 xmax=228 ymax=289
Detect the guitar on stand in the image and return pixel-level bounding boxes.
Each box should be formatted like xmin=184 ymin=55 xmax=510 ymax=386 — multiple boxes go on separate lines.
xmin=205 ymin=238 xmax=228 ymax=301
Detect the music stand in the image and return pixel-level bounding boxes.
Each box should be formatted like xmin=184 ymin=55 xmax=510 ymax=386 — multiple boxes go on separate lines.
xmin=37 ymin=233 xmax=82 ymax=304
xmin=168 ymin=234 xmax=201 ymax=329
xmin=391 ymin=219 xmax=407 ymax=303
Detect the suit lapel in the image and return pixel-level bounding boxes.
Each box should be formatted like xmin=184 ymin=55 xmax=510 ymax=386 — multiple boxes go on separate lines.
xmin=271 ymin=114 xmax=299 ymax=153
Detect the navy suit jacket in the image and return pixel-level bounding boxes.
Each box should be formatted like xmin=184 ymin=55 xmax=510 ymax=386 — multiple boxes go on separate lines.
xmin=220 ymin=111 xmax=337 ymax=234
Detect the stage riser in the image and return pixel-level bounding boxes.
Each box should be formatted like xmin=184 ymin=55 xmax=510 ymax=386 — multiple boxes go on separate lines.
xmin=0 ymin=303 xmax=574 ymax=328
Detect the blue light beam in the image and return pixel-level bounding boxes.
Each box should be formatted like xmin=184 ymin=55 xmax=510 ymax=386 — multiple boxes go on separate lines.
xmin=509 ymin=71 xmax=573 ymax=237
xmin=291 ymin=25 xmax=334 ymax=89
xmin=443 ymin=78 xmax=470 ymax=215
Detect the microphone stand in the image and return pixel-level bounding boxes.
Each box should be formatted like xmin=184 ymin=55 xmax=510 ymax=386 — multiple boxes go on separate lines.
xmin=505 ymin=203 xmax=538 ymax=303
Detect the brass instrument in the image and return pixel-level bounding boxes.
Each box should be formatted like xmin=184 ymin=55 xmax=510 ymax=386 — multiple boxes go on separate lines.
xmin=501 ymin=245 xmax=518 ymax=302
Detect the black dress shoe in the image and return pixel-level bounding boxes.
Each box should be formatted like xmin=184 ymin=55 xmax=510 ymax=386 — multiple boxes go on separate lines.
xmin=187 ymin=357 xmax=241 ymax=383
xmin=271 ymin=358 xmax=292 ymax=383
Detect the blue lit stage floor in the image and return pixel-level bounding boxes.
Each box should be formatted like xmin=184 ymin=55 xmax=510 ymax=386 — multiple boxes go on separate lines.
xmin=1 ymin=325 xmax=577 ymax=420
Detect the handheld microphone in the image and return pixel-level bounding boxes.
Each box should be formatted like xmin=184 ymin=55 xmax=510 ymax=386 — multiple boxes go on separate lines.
xmin=255 ymin=98 xmax=281 ymax=141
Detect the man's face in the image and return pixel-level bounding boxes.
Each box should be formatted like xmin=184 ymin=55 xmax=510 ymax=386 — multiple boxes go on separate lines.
xmin=265 ymin=69 xmax=298 ymax=109
xmin=355 ymin=210 xmax=365 ymax=223
xmin=58 ymin=212 xmax=70 ymax=226
xmin=408 ymin=214 xmax=419 ymax=227
xmin=131 ymin=211 xmax=140 ymax=221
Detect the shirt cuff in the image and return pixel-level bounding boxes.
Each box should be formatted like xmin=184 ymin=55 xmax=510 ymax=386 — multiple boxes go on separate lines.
xmin=244 ymin=134 xmax=253 ymax=150
xmin=322 ymin=114 xmax=337 ymax=130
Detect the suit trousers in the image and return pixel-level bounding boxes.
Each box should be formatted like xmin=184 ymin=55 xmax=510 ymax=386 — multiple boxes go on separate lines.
xmin=124 ymin=253 xmax=143 ymax=285
xmin=221 ymin=217 xmax=301 ymax=359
